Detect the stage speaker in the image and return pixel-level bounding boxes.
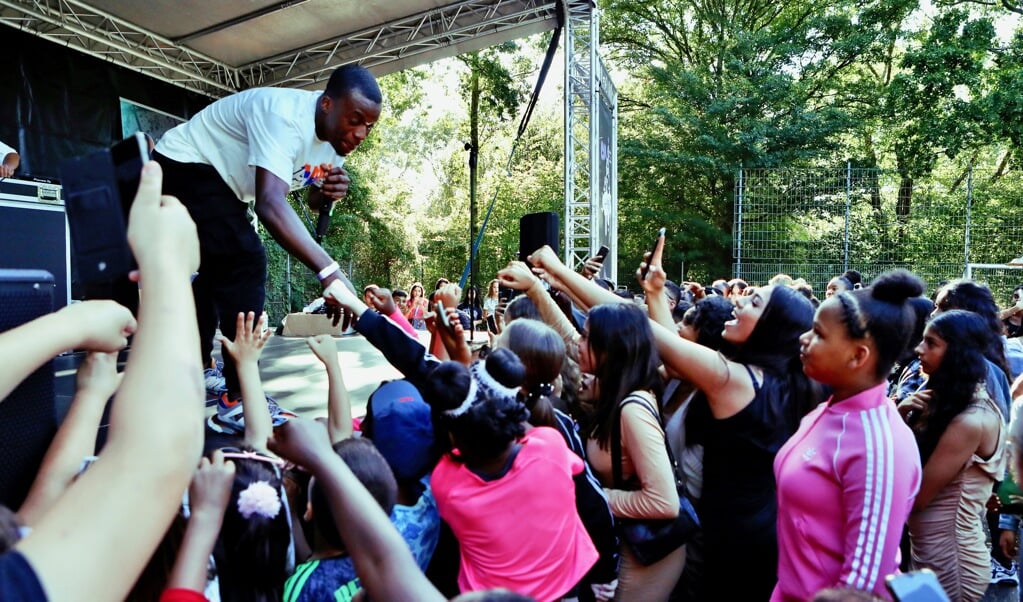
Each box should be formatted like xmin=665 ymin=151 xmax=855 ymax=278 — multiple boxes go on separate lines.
xmin=519 ymin=212 xmax=560 ymax=263
xmin=0 ymin=270 xmax=58 ymax=510
xmin=0 ymin=177 xmax=69 ymax=309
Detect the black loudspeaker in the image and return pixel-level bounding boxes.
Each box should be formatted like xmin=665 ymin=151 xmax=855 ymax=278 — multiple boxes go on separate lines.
xmin=0 ymin=269 xmax=58 ymax=510
xmin=519 ymin=212 xmax=560 ymax=263
xmin=0 ymin=178 xmax=69 ymax=309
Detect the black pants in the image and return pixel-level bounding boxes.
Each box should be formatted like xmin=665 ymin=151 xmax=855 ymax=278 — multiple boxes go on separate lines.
xmin=154 ymin=152 xmax=266 ymax=398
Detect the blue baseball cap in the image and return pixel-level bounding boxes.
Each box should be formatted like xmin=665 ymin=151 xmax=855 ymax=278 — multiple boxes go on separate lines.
xmin=365 ymin=380 xmax=435 ymax=480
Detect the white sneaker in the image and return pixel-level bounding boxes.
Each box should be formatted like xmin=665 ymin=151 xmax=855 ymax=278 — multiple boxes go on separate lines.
xmin=991 ymin=558 xmax=1019 ymax=585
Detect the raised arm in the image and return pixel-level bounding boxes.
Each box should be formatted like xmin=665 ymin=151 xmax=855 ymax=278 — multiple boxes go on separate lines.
xmin=324 ymin=280 xmax=440 ymax=391
xmin=527 ymin=246 xmax=625 ymax=312
xmin=18 ymin=160 xmax=205 ymax=601
xmin=218 ymin=311 xmax=274 ymax=452
xmin=498 ymin=261 xmax=582 ymax=350
xmin=165 ymin=451 xmax=235 ymax=596
xmin=269 ymin=419 xmax=445 ymax=602
xmin=17 ymin=351 xmax=121 ymax=527
xmin=651 ymin=320 xmax=756 ymax=419
xmin=0 ymin=301 xmax=135 ymax=402
xmin=637 ymin=244 xmax=674 ymax=331
xmin=306 ymin=334 xmax=354 ymax=443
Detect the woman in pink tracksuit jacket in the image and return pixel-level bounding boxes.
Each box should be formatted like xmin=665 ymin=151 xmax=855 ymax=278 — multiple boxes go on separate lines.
xmin=772 ymin=270 xmax=925 ymax=601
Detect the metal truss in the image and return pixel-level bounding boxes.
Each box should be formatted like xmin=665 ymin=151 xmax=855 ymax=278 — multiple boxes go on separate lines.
xmin=241 ymin=0 xmax=559 ymax=90
xmin=563 ymin=0 xmax=614 ymax=276
xmin=0 ymin=0 xmax=240 ymax=97
xmin=0 ymin=0 xmax=559 ymax=97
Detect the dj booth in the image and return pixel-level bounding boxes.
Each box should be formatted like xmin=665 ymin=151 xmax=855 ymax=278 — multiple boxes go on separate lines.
xmin=0 ymin=176 xmax=69 ymax=308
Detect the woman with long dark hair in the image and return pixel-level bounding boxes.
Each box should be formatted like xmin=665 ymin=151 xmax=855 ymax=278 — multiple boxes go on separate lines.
xmin=899 ymin=310 xmax=1006 ymax=601
xmin=657 ymin=282 xmax=822 ymax=601
xmin=932 ymin=279 xmax=1012 ymax=418
xmin=579 ymin=303 xmax=683 ymax=601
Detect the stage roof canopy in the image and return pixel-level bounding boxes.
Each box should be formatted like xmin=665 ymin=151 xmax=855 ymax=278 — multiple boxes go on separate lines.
xmin=0 ymin=0 xmax=564 ymax=97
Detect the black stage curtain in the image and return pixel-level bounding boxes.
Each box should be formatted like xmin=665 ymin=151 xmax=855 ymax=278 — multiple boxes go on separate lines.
xmin=0 ymin=27 xmax=212 ymax=180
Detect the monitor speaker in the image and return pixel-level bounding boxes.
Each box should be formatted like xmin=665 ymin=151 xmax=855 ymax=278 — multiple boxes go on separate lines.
xmin=519 ymin=212 xmax=559 ymax=263
xmin=0 ymin=269 xmax=57 ymax=510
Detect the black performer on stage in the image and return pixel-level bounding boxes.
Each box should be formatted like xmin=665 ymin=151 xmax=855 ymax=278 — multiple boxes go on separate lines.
xmin=153 ymin=64 xmax=381 ymax=433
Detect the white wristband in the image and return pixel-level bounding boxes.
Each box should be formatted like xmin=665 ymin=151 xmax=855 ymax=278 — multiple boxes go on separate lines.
xmin=317 ymin=261 xmax=340 ymax=282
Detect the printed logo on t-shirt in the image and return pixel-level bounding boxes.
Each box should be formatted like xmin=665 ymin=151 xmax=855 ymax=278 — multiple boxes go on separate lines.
xmin=294 ymin=163 xmax=329 ymax=189
xmin=801 ymin=447 xmax=817 ymax=462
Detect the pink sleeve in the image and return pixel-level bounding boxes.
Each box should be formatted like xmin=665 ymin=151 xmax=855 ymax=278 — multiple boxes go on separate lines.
xmin=387 ymin=309 xmax=420 ymax=338
xmin=160 ymin=589 xmax=208 ymax=602
xmin=835 ymin=411 xmax=919 ymax=593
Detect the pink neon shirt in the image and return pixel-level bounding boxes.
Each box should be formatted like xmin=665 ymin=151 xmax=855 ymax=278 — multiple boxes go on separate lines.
xmin=432 ymin=426 xmax=598 ymax=601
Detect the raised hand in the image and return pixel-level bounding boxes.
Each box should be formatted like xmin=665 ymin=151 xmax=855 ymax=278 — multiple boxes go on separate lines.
xmin=498 ymin=261 xmax=540 ymax=291
xmin=526 ymin=245 xmax=563 ymax=272
xmin=366 ymin=287 xmax=397 ymax=315
xmin=189 ymin=450 xmax=236 ymax=521
xmin=126 ymin=161 xmax=199 ymax=279
xmin=306 ymin=334 xmax=338 ymax=365
xmin=637 ymin=252 xmax=667 ymax=296
xmin=59 ymin=300 xmax=137 ymax=352
xmin=435 ymin=283 xmax=462 ymax=311
xmin=75 ymin=351 xmax=122 ymax=402
xmin=267 ymin=418 xmax=334 ymax=470
xmin=217 ymin=312 xmax=271 ymax=366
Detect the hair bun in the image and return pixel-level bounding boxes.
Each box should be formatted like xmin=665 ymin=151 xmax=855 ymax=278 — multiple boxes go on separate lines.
xmin=424 ymin=361 xmax=472 ymax=413
xmin=869 ymin=269 xmax=925 ymax=304
xmin=483 ymin=348 xmax=526 ymax=389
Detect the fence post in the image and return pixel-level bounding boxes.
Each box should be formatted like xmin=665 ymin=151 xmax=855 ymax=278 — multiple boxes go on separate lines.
xmin=844 ymin=161 xmax=851 ymax=272
xmin=736 ymin=165 xmax=744 ymax=277
xmin=965 ymin=163 xmax=973 ymax=273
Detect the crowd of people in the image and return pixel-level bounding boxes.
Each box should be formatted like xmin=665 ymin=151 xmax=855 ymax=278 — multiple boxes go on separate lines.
xmin=5 ymin=63 xmax=1023 ymax=602
xmin=4 ymin=162 xmax=1023 ymax=602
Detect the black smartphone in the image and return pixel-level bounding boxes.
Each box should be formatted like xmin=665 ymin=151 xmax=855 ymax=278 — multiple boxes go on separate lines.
xmin=593 ymin=245 xmax=610 ymax=264
xmin=639 ymin=228 xmax=666 ymax=280
xmin=60 ymin=132 xmax=150 ymax=284
xmin=885 ymin=569 xmax=949 ymax=602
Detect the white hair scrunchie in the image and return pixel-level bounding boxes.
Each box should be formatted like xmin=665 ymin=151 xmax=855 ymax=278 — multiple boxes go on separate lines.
xmin=237 ymin=480 xmax=282 ymax=519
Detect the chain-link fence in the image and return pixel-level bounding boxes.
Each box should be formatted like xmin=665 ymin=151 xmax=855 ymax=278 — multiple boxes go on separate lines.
xmin=733 ymin=164 xmax=1023 ymax=299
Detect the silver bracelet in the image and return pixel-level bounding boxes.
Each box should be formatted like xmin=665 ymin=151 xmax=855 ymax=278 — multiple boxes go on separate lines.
xmin=317 ymin=261 xmax=340 ymax=282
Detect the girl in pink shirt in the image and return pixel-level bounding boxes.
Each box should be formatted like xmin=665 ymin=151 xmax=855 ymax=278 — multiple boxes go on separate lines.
xmin=772 ymin=270 xmax=925 ymax=601
xmin=425 ymin=349 xmax=597 ymax=601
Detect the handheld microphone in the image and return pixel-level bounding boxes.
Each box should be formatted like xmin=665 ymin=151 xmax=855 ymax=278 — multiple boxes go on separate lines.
xmin=315 ymin=200 xmax=332 ymax=244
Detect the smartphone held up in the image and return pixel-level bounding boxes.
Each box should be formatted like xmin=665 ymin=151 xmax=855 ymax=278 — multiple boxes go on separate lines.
xmin=60 ymin=132 xmax=150 ymax=285
xmin=639 ymin=228 xmax=666 ymax=281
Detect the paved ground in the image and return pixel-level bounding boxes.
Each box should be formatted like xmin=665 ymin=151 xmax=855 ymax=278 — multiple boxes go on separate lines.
xmin=208 ymin=329 xmax=417 ymax=421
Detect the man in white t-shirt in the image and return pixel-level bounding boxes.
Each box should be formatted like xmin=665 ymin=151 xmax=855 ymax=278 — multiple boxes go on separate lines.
xmin=0 ymin=140 xmax=19 ymax=178
xmin=153 ymin=64 xmax=381 ymax=433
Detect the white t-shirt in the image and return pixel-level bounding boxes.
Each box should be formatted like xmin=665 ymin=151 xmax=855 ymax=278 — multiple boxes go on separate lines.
xmin=155 ymin=88 xmax=343 ymax=202
xmin=0 ymin=140 xmax=17 ymax=158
